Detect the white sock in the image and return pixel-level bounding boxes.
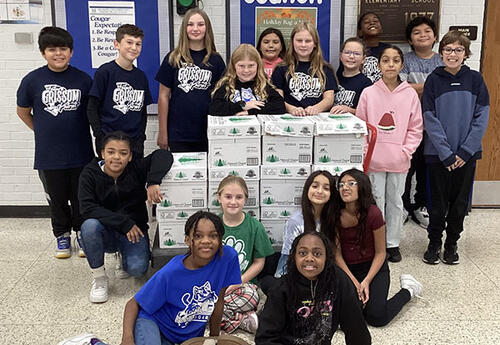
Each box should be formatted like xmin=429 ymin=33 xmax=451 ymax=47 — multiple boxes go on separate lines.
xmin=91 ymin=266 xmax=107 ymax=280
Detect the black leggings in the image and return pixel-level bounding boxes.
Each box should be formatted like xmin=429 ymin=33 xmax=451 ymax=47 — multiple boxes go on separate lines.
xmin=348 ymin=260 xmax=411 ymax=327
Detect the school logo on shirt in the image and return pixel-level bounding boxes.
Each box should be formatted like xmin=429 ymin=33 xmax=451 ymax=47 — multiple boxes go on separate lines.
xmin=362 ymin=57 xmax=382 ymax=83
xmin=175 ymin=281 xmax=218 ymax=328
xmin=177 ymin=64 xmax=212 ymax=93
xmin=223 ymin=236 xmax=249 ymax=271
xmin=289 ymin=72 xmax=322 ymax=101
xmin=231 ymin=88 xmax=258 ymax=103
xmin=41 ymin=84 xmax=81 ymax=116
xmin=334 ymin=85 xmax=356 ymax=107
xmin=112 ymin=82 xmax=145 ymax=115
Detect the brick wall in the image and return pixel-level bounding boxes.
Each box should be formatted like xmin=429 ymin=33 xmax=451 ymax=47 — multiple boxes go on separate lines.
xmin=0 ymin=0 xmax=487 ymax=206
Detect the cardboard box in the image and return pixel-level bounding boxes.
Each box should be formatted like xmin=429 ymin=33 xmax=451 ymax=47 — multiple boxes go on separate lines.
xmin=312 ymin=164 xmax=363 ymax=177
xmin=209 ymin=166 xmax=260 ymax=182
xmin=258 ymin=114 xmax=314 ymax=137
xmin=156 ymin=206 xmax=206 ymax=222
xmin=208 ymin=138 xmax=261 ymax=167
xmin=261 ymin=165 xmax=311 ymax=180
xmin=261 ymin=206 xmax=300 ymax=220
xmin=207 ymin=115 xmax=260 ymax=139
xmin=162 ymin=152 xmax=207 ymax=183
xmin=260 ymin=179 xmax=304 ymax=207
xmin=209 ymin=181 xmax=259 ymax=208
xmin=262 ymin=136 xmax=313 ymax=165
xmin=208 ymin=207 xmax=260 ymax=220
xmin=311 ymin=113 xmax=366 ymax=165
xmin=261 ymin=219 xmax=287 ymax=245
xmin=160 ymin=182 xmax=207 ymax=209
xmin=158 ymin=221 xmax=187 ymax=249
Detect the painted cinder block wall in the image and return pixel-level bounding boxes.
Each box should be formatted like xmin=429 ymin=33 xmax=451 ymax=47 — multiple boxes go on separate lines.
xmin=0 ymin=0 xmax=486 ymax=206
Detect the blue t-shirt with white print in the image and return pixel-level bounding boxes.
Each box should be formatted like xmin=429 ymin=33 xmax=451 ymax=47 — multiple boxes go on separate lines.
xmin=16 ymin=65 xmax=94 ymax=170
xmin=155 ymin=49 xmax=226 ymax=143
xmin=334 ymin=70 xmax=372 ymax=108
xmin=135 ymin=245 xmax=241 ymax=344
xmin=89 ymin=61 xmax=152 ymax=139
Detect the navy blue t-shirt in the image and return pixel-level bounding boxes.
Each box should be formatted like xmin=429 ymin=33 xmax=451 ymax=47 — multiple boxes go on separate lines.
xmin=89 ymin=61 xmax=152 ymax=139
xmin=16 ymin=65 xmax=94 ymax=170
xmin=338 ymin=42 xmax=389 ymax=83
xmin=156 ymin=49 xmax=226 ymax=143
xmin=334 ymin=71 xmax=372 ymax=108
xmin=271 ymin=61 xmax=337 ymax=108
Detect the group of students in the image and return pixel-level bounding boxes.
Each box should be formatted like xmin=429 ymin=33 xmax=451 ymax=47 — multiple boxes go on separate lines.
xmin=16 ymin=6 xmax=490 ymax=345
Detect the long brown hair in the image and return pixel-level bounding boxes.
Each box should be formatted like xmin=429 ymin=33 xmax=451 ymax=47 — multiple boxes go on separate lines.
xmin=212 ymin=44 xmax=270 ymax=101
xmin=168 ymin=8 xmax=217 ymax=68
xmin=283 ymin=22 xmax=331 ymax=90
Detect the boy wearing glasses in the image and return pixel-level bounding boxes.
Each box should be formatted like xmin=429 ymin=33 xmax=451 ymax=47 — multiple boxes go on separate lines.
xmin=400 ymin=17 xmax=443 ymax=229
xmin=421 ymin=31 xmax=489 ymax=265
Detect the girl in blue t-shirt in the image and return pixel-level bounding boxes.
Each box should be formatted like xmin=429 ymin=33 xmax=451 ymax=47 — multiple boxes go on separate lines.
xmin=330 ymin=37 xmax=372 ymax=115
xmin=275 ymin=170 xmax=339 ymax=277
xmin=156 ymin=9 xmax=225 ymax=152
xmin=216 ymin=176 xmax=274 ymax=333
xmin=271 ymin=22 xmax=337 ymax=116
xmin=120 ymin=211 xmax=241 ymax=345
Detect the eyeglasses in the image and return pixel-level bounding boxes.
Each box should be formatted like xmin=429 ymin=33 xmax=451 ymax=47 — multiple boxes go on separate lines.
xmin=338 ymin=181 xmax=358 ymax=189
xmin=442 ymin=47 xmax=465 ymax=55
xmin=342 ymin=50 xmax=363 ymax=58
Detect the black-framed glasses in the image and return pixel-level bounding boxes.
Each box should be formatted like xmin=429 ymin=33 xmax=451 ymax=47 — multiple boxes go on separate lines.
xmin=442 ymin=47 xmax=465 ymax=55
xmin=338 ymin=181 xmax=358 ymax=189
xmin=342 ymin=50 xmax=363 ymax=58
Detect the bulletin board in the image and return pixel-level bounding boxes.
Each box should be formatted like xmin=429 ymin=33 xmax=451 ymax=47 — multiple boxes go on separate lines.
xmin=52 ymin=0 xmax=173 ymax=107
xmin=227 ymin=0 xmax=343 ymax=68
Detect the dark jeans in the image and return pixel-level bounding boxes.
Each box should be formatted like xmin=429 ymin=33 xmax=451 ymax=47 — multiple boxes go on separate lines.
xmin=80 ymin=219 xmax=150 ymax=277
xmin=349 ymin=260 xmax=411 ymax=327
xmin=426 ymin=160 xmax=476 ymax=248
xmin=38 ymin=167 xmax=83 ymax=237
xmin=169 ymin=141 xmax=208 ymax=153
xmin=402 ymin=140 xmax=427 ymax=211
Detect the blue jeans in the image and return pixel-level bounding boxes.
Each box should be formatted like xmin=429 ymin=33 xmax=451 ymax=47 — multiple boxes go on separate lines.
xmin=134 ymin=317 xmax=176 ymax=345
xmin=80 ymin=219 xmax=150 ymax=277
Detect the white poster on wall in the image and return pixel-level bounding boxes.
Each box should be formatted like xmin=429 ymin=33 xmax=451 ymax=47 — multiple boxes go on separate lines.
xmin=88 ymin=1 xmax=135 ymax=68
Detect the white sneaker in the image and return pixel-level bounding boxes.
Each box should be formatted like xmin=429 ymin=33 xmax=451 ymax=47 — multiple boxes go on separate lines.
xmin=413 ymin=207 xmax=429 ymax=229
xmin=115 ymin=252 xmax=130 ymax=279
xmin=57 ymin=333 xmax=96 ymax=345
xmin=74 ymin=232 xmax=86 ymax=258
xmin=89 ymin=276 xmax=109 ymax=303
xmin=400 ymin=274 xmax=423 ymax=299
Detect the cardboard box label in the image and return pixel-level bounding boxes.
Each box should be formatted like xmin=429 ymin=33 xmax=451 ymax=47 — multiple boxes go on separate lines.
xmin=160 ymin=182 xmax=207 ymax=209
xmin=208 ymin=138 xmax=261 ymax=167
xmin=163 ymin=152 xmax=207 ymax=182
xmin=261 ymin=165 xmax=311 ymax=180
xmin=312 ymin=112 xmax=367 ymax=135
xmin=314 ymin=136 xmax=364 ymax=165
xmin=207 ymin=115 xmax=261 ymax=139
xmin=209 ymin=166 xmax=260 ymax=182
xmin=159 ymin=221 xmax=188 ymax=249
xmin=258 ymin=114 xmax=314 ymax=137
xmin=261 ymin=220 xmax=287 ymax=245
xmin=260 ymin=180 xmax=303 ymax=206
xmin=262 ymin=136 xmax=313 ymax=164
xmin=156 ymin=207 xmax=206 ymax=222
xmin=261 ymin=206 xmax=300 ymax=220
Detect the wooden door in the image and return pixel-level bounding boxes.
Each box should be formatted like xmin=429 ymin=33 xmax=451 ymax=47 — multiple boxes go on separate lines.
xmin=472 ymin=0 xmax=500 ymax=206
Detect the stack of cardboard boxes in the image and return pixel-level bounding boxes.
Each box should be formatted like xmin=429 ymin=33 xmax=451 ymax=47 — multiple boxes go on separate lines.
xmin=157 ymin=152 xmax=207 ymax=248
xmin=311 ymin=113 xmax=367 ymax=175
xmin=207 ymin=115 xmax=261 ymax=219
xmin=258 ymin=115 xmax=314 ymax=247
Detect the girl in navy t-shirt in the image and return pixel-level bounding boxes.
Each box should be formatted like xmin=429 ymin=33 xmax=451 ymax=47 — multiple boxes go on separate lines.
xmin=121 ymin=211 xmax=241 ymax=345
xmin=331 ymin=37 xmax=372 ymax=115
xmin=155 ymin=9 xmax=225 ymax=152
xmin=209 ymin=44 xmax=285 ymax=116
xmin=334 ymin=168 xmax=422 ymax=327
xmin=271 ymin=22 xmax=337 ymax=116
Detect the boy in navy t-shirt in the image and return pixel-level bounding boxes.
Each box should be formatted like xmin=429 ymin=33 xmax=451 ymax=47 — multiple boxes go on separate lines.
xmin=16 ymin=27 xmax=94 ymax=259
xmin=88 ymin=24 xmax=152 ymax=158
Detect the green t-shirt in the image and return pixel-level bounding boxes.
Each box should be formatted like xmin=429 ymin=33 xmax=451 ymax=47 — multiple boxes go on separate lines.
xmin=222 ymin=213 xmax=274 ymax=278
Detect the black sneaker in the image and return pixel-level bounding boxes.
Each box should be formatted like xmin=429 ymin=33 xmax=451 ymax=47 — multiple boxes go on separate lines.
xmin=442 ymin=245 xmax=459 ymax=265
xmin=422 ymin=245 xmax=441 ymax=264
xmin=387 ymin=247 xmax=402 ymax=262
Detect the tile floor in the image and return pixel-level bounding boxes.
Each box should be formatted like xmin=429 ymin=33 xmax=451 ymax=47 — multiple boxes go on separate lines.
xmin=1 ymin=209 xmax=499 ymax=345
